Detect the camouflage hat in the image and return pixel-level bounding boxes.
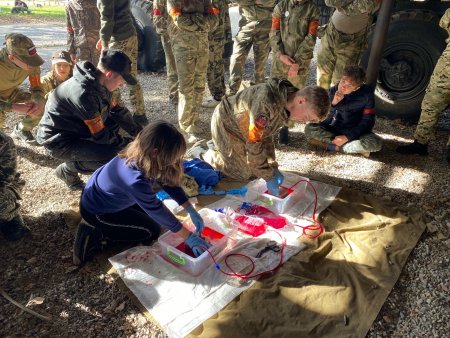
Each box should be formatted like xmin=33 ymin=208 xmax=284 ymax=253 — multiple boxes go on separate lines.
xmin=100 ymin=49 xmax=137 ymax=85
xmin=4 ymin=33 xmax=44 ymax=67
xmin=51 ymin=50 xmax=72 ymax=65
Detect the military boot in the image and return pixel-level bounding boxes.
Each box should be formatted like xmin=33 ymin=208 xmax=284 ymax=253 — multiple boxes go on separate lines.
xmin=73 ymin=220 xmax=102 ymax=266
xmin=278 ymin=126 xmax=289 ymax=145
xmin=0 ymin=214 xmax=29 ymax=241
xmin=396 ymin=140 xmax=428 ymax=155
xmin=55 ymin=163 xmax=85 ymax=191
xmin=12 ymin=124 xmax=39 ymax=146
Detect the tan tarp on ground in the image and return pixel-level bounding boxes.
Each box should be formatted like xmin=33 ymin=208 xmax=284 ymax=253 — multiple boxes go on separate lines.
xmin=186 ymin=188 xmax=426 ymax=338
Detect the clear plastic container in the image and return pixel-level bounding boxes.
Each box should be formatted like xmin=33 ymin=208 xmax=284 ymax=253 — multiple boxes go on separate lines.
xmin=256 ymin=176 xmax=310 ymax=214
xmin=158 ymin=209 xmax=234 ymax=276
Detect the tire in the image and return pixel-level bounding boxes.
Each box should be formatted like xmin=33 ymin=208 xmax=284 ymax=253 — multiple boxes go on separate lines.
xmin=130 ymin=0 xmax=165 ymax=72
xmin=362 ymin=10 xmax=447 ymax=121
xmin=11 ymin=8 xmax=19 ymax=14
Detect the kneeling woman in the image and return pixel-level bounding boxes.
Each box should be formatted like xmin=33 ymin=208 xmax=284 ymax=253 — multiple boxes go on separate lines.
xmin=74 ymin=121 xmax=209 ymax=265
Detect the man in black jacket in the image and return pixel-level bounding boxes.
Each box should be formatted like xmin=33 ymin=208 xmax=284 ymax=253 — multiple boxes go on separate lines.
xmin=37 ymin=49 xmax=142 ymax=190
xmin=305 ymin=65 xmax=382 ymax=156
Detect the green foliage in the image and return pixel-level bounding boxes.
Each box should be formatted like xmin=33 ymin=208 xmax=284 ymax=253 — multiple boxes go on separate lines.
xmin=0 ymin=4 xmax=66 ymax=18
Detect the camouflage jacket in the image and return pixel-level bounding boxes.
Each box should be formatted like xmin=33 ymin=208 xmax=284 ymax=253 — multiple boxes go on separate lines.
xmin=167 ymin=0 xmax=219 ymax=33
xmin=325 ymin=0 xmax=375 ymax=16
xmin=65 ymin=0 xmax=100 ymax=55
xmin=440 ymin=8 xmax=450 ymax=38
xmin=215 ymin=79 xmax=297 ymax=179
xmin=235 ymin=0 xmax=278 ymax=22
xmin=270 ymin=0 xmax=319 ymax=65
xmin=0 ymin=49 xmax=45 ymax=112
xmin=153 ymin=0 xmax=173 ymax=35
xmin=0 ymin=131 xmax=17 ymax=185
xmin=40 ymin=71 xmax=71 ymax=99
xmin=97 ymin=0 xmax=136 ymax=47
xmin=209 ymin=0 xmax=230 ymax=41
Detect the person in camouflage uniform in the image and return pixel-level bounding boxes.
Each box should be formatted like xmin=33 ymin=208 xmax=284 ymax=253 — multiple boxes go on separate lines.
xmin=65 ymin=0 xmax=100 ymax=65
xmin=228 ymin=0 xmax=278 ymax=95
xmin=0 ymin=131 xmax=28 ymax=241
xmin=97 ymin=0 xmax=148 ymax=127
xmin=167 ymin=0 xmax=219 ymax=142
xmin=40 ymin=51 xmax=73 ymax=98
xmin=305 ymin=65 xmax=382 ymax=156
xmin=203 ymin=0 xmax=230 ymax=107
xmin=153 ymin=0 xmax=178 ymax=105
xmin=0 ymin=33 xmax=45 ymax=146
xmin=191 ymin=79 xmax=329 ymax=181
xmin=397 ymin=9 xmax=450 ymax=163
xmin=223 ymin=8 xmax=233 ymax=75
xmin=270 ymin=0 xmax=319 ymax=88
xmin=317 ymin=0 xmax=378 ymax=89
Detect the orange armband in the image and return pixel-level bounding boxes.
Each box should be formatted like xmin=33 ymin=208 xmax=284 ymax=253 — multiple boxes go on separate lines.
xmin=208 ymin=7 xmax=220 ymax=15
xmin=153 ymin=9 xmax=162 ymax=16
xmin=67 ymin=25 xmax=74 ymax=33
xmin=169 ymin=7 xmax=181 ymax=19
xmin=363 ymin=108 xmax=375 ymax=115
xmin=271 ymin=17 xmax=281 ymax=30
xmin=308 ymin=21 xmax=319 ymax=36
xmin=29 ymin=75 xmax=41 ymax=87
xmin=84 ymin=115 xmax=105 ymax=135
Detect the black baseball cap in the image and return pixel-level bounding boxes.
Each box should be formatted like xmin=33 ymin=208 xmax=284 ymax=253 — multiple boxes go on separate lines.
xmin=100 ymin=49 xmax=137 ymax=85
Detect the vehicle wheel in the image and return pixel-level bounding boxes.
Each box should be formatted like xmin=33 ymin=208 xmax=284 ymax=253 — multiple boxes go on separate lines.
xmin=11 ymin=8 xmax=19 ymax=14
xmin=362 ymin=10 xmax=447 ymax=121
xmin=130 ymin=0 xmax=165 ymax=72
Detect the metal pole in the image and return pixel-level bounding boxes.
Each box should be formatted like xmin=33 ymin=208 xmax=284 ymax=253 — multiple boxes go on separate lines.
xmin=366 ymin=0 xmax=395 ymax=89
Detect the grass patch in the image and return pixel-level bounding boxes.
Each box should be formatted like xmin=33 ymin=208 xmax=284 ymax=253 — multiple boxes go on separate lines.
xmin=0 ymin=4 xmax=65 ymax=19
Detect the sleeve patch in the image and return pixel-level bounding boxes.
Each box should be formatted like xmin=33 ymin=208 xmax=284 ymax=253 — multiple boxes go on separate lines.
xmin=363 ymin=108 xmax=375 ymax=115
xmin=84 ymin=115 xmax=105 ymax=135
xmin=255 ymin=114 xmax=269 ymax=128
xmin=308 ymin=21 xmax=319 ymax=36
xmin=208 ymin=7 xmax=220 ymax=15
xmin=271 ymin=17 xmax=281 ymax=30
xmin=153 ymin=9 xmax=162 ymax=16
xmin=29 ymin=75 xmax=41 ymax=87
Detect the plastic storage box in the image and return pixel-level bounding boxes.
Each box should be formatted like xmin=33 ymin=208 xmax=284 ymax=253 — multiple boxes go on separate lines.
xmin=159 ymin=209 xmax=234 ymax=276
xmin=256 ymin=176 xmax=310 ymax=214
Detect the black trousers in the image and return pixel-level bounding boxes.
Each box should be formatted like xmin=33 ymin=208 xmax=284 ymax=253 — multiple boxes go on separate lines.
xmin=80 ymin=203 xmax=161 ymax=242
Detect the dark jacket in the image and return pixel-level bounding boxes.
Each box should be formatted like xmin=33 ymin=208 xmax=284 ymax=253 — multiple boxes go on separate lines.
xmin=36 ymin=61 xmax=140 ymax=149
xmin=97 ymin=0 xmax=136 ymax=46
xmin=320 ymin=84 xmax=375 ymax=141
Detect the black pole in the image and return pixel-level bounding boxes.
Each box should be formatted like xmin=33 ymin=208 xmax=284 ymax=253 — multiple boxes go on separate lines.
xmin=366 ymin=0 xmax=396 ymax=89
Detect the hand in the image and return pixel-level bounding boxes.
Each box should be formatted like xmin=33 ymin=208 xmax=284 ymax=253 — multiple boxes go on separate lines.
xmin=11 ymin=102 xmax=33 ymax=114
xmin=332 ymin=91 xmax=344 ymax=105
xmin=266 ymin=175 xmax=281 ymax=196
xmin=287 ymin=64 xmax=300 ymax=78
xmin=332 ymin=135 xmax=349 ymax=147
xmin=185 ymin=205 xmax=205 ymax=235
xmin=26 ymin=100 xmax=45 ymax=116
xmin=279 ymin=54 xmax=295 ymax=66
xmin=185 ymin=233 xmax=210 ymax=257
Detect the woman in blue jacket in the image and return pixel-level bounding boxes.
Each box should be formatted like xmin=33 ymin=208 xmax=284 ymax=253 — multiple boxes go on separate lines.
xmin=73 ymin=120 xmax=208 ymax=265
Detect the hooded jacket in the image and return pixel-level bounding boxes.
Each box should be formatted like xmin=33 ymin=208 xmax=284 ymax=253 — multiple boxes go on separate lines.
xmin=37 ymin=61 xmax=140 ymax=149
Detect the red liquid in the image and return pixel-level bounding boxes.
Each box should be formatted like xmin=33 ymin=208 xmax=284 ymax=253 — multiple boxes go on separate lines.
xmin=235 ymin=215 xmax=267 ymax=237
xmin=263 ymin=186 xmax=293 ymax=199
xmin=240 ymin=205 xmax=287 ymax=229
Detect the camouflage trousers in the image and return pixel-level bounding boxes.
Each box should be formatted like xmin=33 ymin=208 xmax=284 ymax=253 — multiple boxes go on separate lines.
xmin=270 ymin=57 xmax=310 ymax=89
xmin=76 ymin=45 xmax=100 ymax=66
xmin=161 ymin=33 xmax=178 ymax=104
xmin=229 ymin=19 xmax=271 ymax=94
xmin=0 ymin=89 xmax=41 ymax=131
xmin=317 ymin=22 xmax=368 ymax=89
xmin=0 ymin=131 xmax=24 ymax=222
xmin=207 ymin=35 xmax=226 ymax=99
xmin=171 ymin=31 xmax=209 ymax=133
xmin=305 ymin=123 xmax=383 ymax=153
xmin=202 ymin=108 xmax=254 ymax=181
xmin=414 ymin=44 xmax=450 ymax=146
xmin=110 ymin=35 xmax=145 ymax=116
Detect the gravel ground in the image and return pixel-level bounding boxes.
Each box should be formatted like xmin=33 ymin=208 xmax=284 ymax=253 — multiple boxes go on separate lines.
xmin=1 ymin=16 xmax=449 ymax=338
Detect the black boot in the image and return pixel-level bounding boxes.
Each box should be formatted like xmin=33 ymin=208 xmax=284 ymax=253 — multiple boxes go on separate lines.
xmin=55 ymin=163 xmax=85 ymax=191
xmin=0 ymin=214 xmax=29 ymax=241
xmin=396 ymin=140 xmax=428 ymax=155
xmin=278 ymin=126 xmax=289 ymax=145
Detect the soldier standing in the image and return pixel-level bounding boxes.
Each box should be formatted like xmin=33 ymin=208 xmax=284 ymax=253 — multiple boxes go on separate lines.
xmin=228 ymin=0 xmax=278 ymax=95
xmin=97 ymin=0 xmax=148 ymax=127
xmin=317 ymin=0 xmax=378 ymax=89
xmin=166 ymin=0 xmax=219 ymax=143
xmin=189 ymin=79 xmax=329 ymax=184
xmin=65 ymin=0 xmax=100 ymax=65
xmin=203 ymin=0 xmax=230 ymax=108
xmin=0 ymin=33 xmax=45 ymax=146
xmin=397 ymin=9 xmax=450 ymax=164
xmin=153 ymin=0 xmax=178 ymax=106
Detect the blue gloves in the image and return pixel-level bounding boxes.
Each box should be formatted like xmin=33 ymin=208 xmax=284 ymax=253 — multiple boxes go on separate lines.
xmin=185 ymin=205 xmax=205 ymax=234
xmin=266 ymin=169 xmax=284 ymax=196
xmin=185 ymin=233 xmax=210 ymax=257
